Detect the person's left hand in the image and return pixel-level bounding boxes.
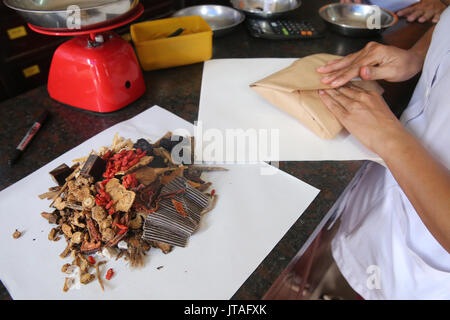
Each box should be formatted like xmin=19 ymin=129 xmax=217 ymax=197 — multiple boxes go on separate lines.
xmin=397 ymin=0 xmax=446 ymax=23
xmin=318 ymin=85 xmax=408 ymax=157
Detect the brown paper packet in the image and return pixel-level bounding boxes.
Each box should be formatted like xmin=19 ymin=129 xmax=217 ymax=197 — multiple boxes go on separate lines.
xmin=250 ymin=53 xmax=384 ymax=139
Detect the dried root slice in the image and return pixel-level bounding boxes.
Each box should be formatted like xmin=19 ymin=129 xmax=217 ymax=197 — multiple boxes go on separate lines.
xmin=38 ymin=190 xmax=60 ymax=200
xmin=105 ymin=178 xmax=136 ymax=212
xmin=154 ymin=241 xmax=173 ymax=254
xmin=95 ymin=261 xmax=107 ymax=291
xmin=12 ymin=229 xmax=22 ymax=239
xmin=63 ymin=277 xmax=73 ymax=292
xmin=71 ymin=232 xmax=83 ymax=245
xmin=53 ymin=197 xmax=66 ymax=210
xmin=82 ymin=196 xmax=95 ymax=209
xmin=61 ymin=223 xmax=73 ymax=238
xmin=41 ymin=211 xmax=58 ymax=224
xmin=61 ymin=263 xmax=71 ymax=273
xmin=48 ymin=228 xmax=57 ymax=241
xmin=59 ymin=244 xmax=71 ymax=259
xmin=80 ymin=272 xmax=95 ymax=285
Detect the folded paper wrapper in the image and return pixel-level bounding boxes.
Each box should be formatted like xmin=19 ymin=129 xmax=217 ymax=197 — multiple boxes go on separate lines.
xmin=250 ymin=53 xmax=384 ymax=139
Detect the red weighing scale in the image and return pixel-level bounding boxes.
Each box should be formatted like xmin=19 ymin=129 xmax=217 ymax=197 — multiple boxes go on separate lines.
xmin=25 ymin=3 xmax=146 ymax=113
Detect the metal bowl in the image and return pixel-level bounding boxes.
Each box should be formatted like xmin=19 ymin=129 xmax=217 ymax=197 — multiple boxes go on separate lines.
xmin=230 ymin=0 xmax=301 ymax=18
xmin=319 ymin=3 xmax=398 ymax=37
xmin=3 ymin=0 xmax=139 ymax=30
xmin=173 ymin=5 xmax=245 ymax=37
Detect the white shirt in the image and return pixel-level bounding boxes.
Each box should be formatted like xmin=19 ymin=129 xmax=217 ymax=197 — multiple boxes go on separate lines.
xmin=331 ymin=7 xmax=450 ymax=300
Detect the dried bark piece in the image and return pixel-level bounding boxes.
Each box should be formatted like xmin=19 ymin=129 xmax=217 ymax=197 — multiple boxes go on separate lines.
xmin=153 ymin=131 xmax=172 ymax=147
xmin=105 ymin=231 xmax=127 ymax=248
xmin=80 ymin=240 xmax=101 ymax=254
xmin=63 ymin=278 xmax=72 ymax=292
xmin=134 ymin=166 xmax=183 ymax=186
xmin=105 ymin=178 xmax=136 ymax=213
xmin=160 ymin=167 xmax=186 ymax=185
xmin=80 ymin=272 xmax=95 ymax=285
xmin=41 ymin=211 xmax=58 ymax=224
xmin=38 ymin=190 xmax=60 ymax=200
xmin=86 ymin=216 xmax=102 ymax=243
xmin=59 ymin=244 xmax=71 ymax=258
xmin=80 ymin=154 xmax=106 ymax=181
xmin=49 ymin=164 xmax=74 ymax=186
xmin=196 ymin=182 xmax=212 ymax=192
xmin=65 ymin=202 xmax=84 ymax=211
xmin=48 ymin=228 xmax=57 ymax=241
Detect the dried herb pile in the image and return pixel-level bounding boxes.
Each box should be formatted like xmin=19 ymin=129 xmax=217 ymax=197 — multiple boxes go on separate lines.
xmin=38 ymin=133 xmax=225 ymax=292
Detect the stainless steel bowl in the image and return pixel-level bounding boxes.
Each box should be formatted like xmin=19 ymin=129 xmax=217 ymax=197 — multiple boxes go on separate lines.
xmin=3 ymin=0 xmax=139 ymax=30
xmin=230 ymin=0 xmax=301 ymax=18
xmin=173 ymin=5 xmax=245 ymax=37
xmin=319 ymin=3 xmax=398 ymax=37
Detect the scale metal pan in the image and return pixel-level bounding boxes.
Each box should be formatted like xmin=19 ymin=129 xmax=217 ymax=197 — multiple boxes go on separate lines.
xmin=3 ymin=0 xmax=139 ymax=31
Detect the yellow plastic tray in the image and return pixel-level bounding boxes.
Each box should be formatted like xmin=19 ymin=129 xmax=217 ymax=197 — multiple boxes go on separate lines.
xmin=131 ymin=16 xmax=213 ymax=71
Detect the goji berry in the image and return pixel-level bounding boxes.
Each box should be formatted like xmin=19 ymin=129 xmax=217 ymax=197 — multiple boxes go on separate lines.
xmin=106 ymin=268 xmax=114 ymax=280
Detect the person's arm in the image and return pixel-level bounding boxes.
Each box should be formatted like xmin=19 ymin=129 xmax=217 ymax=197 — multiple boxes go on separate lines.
xmin=397 ymin=0 xmax=446 ymax=23
xmin=319 ymin=86 xmax=450 ymax=252
xmin=317 ymin=26 xmax=435 ymax=87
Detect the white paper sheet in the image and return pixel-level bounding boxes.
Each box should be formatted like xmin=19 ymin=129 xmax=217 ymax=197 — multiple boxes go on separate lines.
xmin=0 ymin=106 xmax=319 ymax=300
xmin=198 ymin=59 xmax=382 ymax=163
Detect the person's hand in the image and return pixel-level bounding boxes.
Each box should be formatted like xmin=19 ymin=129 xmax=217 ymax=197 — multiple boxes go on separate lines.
xmin=340 ymin=0 xmax=362 ymax=3
xmin=317 ymin=42 xmax=424 ymax=87
xmin=397 ymin=0 xmax=446 ymax=23
xmin=318 ymin=84 xmax=409 ymax=157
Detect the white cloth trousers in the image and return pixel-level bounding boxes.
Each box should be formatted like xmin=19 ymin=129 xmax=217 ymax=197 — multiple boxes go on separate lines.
xmin=331 ymin=7 xmax=450 ymax=300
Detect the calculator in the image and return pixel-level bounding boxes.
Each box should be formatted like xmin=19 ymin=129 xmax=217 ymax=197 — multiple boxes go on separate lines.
xmin=247 ymin=18 xmax=324 ymax=40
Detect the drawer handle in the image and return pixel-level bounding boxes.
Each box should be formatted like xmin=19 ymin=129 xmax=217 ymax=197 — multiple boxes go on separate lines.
xmin=22 ymin=65 xmax=40 ymax=78
xmin=7 ymin=26 xmax=27 ymax=40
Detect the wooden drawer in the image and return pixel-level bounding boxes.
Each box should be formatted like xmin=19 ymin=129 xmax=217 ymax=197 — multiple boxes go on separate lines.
xmin=0 ymin=49 xmax=53 ymax=97
xmin=0 ymin=0 xmax=177 ymax=99
xmin=0 ymin=7 xmax=67 ymax=63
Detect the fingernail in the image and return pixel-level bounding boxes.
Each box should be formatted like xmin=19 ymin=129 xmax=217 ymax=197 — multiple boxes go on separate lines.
xmin=362 ymin=67 xmax=370 ymax=79
xmin=331 ymin=80 xmax=340 ymax=87
xmin=319 ymin=90 xmax=325 ymax=95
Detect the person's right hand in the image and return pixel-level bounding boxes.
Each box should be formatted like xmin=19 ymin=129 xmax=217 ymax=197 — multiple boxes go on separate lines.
xmin=340 ymin=0 xmax=362 ymax=3
xmin=397 ymin=0 xmax=446 ymax=23
xmin=317 ymin=42 xmax=424 ymax=87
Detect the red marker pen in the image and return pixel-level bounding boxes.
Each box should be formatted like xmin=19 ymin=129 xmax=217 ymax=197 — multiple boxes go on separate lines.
xmin=8 ymin=110 xmax=49 ymax=166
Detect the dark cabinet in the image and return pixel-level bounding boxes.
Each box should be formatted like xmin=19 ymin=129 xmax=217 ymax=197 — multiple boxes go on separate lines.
xmin=0 ymin=0 xmax=178 ymax=102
